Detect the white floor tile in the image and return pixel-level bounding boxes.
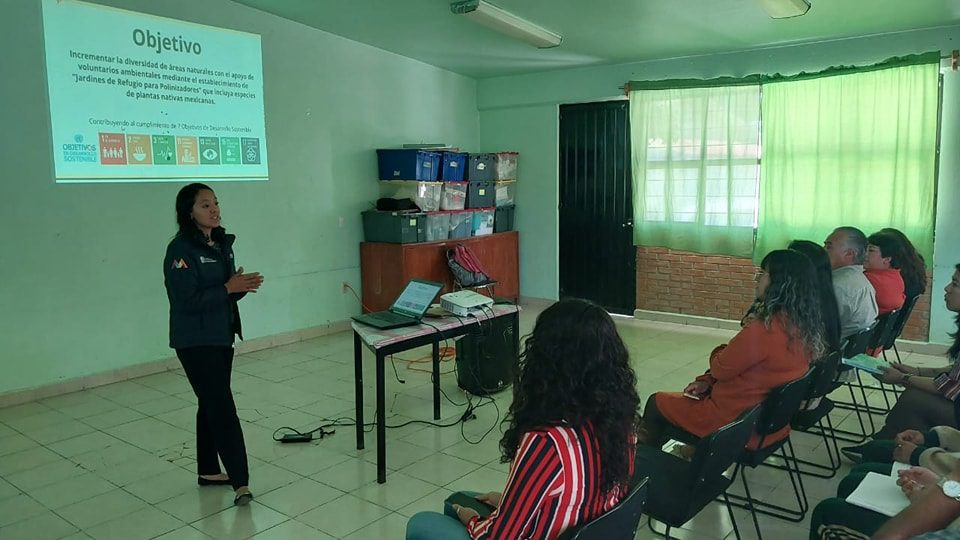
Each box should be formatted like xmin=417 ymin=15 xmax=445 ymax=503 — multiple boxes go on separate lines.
xmin=84 ymin=507 xmax=184 ymax=540
xmin=297 ymin=494 xmax=392 ymax=538
xmin=0 ymin=493 xmax=48 ymax=527
xmin=255 ymin=478 xmax=344 ymax=517
xmin=0 ymin=510 xmax=79 ymax=540
xmin=250 ymin=519 xmax=336 ymax=539
xmin=191 ymin=502 xmax=288 ymax=539
xmin=57 ymin=488 xmax=149 ymax=529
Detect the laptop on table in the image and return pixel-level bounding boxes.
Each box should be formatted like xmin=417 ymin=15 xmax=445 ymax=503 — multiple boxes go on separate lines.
xmin=352 ymin=279 xmax=443 ymax=330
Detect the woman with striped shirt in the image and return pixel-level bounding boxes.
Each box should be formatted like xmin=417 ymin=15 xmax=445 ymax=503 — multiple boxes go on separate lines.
xmin=405 ymin=298 xmax=641 ymax=540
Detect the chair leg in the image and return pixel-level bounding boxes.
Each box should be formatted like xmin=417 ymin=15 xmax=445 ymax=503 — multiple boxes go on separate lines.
xmin=723 ymin=491 xmax=742 ymax=540
xmin=740 ymin=470 xmax=763 ymax=540
xmin=646 ymin=516 xmax=672 ymax=540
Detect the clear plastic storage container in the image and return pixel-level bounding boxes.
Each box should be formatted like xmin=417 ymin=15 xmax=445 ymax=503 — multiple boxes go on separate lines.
xmin=379 ymin=181 xmax=443 ymax=212
xmin=495 ymin=181 xmax=516 ymax=207
xmin=440 ymin=182 xmax=468 ymax=211
xmin=424 ymin=212 xmax=451 ymax=242
xmin=449 ymin=211 xmax=474 ymax=239
xmin=495 ymin=152 xmax=519 ymax=180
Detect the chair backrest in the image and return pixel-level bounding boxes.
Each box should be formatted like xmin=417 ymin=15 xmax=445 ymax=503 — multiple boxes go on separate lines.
xmin=842 ymin=322 xmax=876 ymax=358
xmin=559 ymin=478 xmax=649 ymax=540
xmin=868 ymin=310 xmax=900 ymax=350
xmin=755 ymin=368 xmax=816 ymax=438
xmin=689 ymin=405 xmax=760 ymax=485
xmin=803 ymin=351 xmax=842 ymax=401
xmin=884 ymin=294 xmax=921 ymax=350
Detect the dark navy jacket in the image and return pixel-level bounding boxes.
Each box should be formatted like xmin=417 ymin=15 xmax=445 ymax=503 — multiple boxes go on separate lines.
xmin=163 ymin=231 xmax=245 ymax=349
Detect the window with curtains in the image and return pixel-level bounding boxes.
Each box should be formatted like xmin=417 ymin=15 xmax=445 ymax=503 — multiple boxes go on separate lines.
xmin=628 ymin=54 xmax=939 ymax=262
xmin=630 ymin=85 xmax=760 ymax=257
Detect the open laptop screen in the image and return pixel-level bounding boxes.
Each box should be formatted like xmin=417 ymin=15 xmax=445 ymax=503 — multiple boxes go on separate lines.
xmin=390 ymin=280 xmax=442 ymax=318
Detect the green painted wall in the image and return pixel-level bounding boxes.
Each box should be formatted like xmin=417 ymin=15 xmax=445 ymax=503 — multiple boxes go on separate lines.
xmin=0 ymin=0 xmax=478 ymax=395
xmin=477 ymin=26 xmax=960 ymax=344
xmin=478 ymin=105 xmax=558 ymax=300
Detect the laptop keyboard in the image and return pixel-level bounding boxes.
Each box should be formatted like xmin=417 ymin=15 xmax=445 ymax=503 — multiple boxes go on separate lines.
xmin=373 ymin=312 xmax=412 ymax=323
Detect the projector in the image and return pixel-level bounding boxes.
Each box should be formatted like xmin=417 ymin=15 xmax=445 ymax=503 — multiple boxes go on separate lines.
xmin=441 ymin=291 xmax=494 ymax=317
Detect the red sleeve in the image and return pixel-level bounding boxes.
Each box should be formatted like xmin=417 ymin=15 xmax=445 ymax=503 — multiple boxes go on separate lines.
xmin=468 ymin=431 xmax=561 ymax=539
xmin=708 ymin=320 xmax=771 ymax=381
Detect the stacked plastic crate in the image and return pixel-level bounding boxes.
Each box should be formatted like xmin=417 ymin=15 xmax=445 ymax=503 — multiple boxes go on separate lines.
xmin=364 ymin=148 xmax=517 ymax=243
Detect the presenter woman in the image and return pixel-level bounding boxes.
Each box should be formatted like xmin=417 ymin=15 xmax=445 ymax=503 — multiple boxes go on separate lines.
xmin=163 ymin=183 xmax=263 ymax=506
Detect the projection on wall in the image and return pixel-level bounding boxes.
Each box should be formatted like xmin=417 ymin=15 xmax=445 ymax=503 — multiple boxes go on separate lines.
xmin=42 ymin=0 xmax=268 ymax=183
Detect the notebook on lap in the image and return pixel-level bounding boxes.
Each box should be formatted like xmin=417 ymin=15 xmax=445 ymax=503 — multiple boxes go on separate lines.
xmin=352 ymin=279 xmax=443 ymax=330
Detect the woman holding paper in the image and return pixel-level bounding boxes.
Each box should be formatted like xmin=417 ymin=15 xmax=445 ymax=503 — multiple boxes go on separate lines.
xmin=849 ymin=265 xmax=960 ymax=446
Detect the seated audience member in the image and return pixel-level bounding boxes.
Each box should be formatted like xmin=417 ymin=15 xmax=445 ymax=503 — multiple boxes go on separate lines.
xmin=789 ymin=240 xmax=843 ymax=354
xmin=864 ymin=230 xmax=907 ymax=315
xmin=823 ymin=226 xmax=879 ymax=339
xmin=405 ymin=299 xmax=640 ymax=540
xmin=844 ymin=265 xmax=960 ymax=455
xmin=637 ymin=249 xmax=823 ymax=450
xmin=850 ymin=426 xmax=960 ymax=475
xmin=810 ymin=460 xmax=960 ymax=539
xmin=881 ymin=227 xmax=929 ymax=302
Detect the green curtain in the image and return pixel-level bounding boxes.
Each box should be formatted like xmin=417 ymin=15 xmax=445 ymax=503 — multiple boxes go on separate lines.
xmin=630 ymin=85 xmax=760 ymax=257
xmin=755 ymin=61 xmax=939 ymax=263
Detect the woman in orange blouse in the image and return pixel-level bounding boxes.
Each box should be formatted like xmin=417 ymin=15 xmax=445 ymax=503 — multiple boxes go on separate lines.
xmin=864 ymin=230 xmax=907 ymax=316
xmin=638 ymin=249 xmax=825 ymax=449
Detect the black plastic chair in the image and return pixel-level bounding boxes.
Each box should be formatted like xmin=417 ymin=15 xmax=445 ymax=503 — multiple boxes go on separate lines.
xmin=726 ymin=369 xmax=816 ymax=539
xmin=830 ymin=322 xmax=881 ymax=442
xmin=788 ymin=351 xmax=843 ymax=479
xmin=884 ymin=294 xmax=921 ymax=363
xmin=638 ymin=405 xmax=760 ymax=540
xmin=558 ymin=478 xmax=648 ymax=540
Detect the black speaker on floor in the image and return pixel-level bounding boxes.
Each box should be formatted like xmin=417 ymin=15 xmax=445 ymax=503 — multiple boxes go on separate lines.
xmin=455 ymin=315 xmax=518 ymax=396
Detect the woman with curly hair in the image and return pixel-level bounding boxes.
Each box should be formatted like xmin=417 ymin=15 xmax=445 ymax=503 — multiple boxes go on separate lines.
xmin=638 ymin=249 xmax=824 ymax=449
xmin=405 ymin=298 xmax=641 ymax=540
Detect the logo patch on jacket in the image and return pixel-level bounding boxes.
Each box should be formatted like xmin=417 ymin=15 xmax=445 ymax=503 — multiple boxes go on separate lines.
xmin=200 ymin=256 xmax=218 ymax=263
xmin=171 ymin=258 xmax=189 ymax=269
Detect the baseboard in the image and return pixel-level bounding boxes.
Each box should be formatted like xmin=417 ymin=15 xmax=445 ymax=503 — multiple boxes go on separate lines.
xmin=633 ymin=309 xmax=742 ymax=331
xmin=518 ymin=296 xmax=554 ymax=310
xmin=0 ymin=319 xmax=353 ymax=409
xmin=633 ymin=309 xmax=950 ymax=356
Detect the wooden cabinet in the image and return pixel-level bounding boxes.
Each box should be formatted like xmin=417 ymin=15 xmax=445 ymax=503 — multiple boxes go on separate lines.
xmin=360 ymin=232 xmax=519 ymax=313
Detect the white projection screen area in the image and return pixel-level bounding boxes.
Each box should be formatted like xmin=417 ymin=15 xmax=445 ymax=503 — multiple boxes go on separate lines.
xmin=42 ymin=0 xmax=268 ymax=183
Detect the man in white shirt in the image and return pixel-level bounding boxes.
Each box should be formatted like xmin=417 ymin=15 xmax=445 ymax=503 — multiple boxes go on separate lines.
xmin=824 ymin=226 xmax=879 ymax=339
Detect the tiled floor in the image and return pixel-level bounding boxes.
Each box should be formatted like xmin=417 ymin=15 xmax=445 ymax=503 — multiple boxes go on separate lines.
xmin=0 ymin=308 xmax=944 ymax=539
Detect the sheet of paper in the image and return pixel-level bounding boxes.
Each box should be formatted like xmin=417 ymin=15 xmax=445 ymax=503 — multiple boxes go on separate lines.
xmin=845 ymin=472 xmax=911 ymax=517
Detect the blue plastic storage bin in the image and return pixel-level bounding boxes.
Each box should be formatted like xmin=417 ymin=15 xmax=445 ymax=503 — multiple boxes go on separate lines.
xmin=439 ymin=152 xmax=467 ymax=181
xmin=377 ymin=149 xmax=441 ymax=181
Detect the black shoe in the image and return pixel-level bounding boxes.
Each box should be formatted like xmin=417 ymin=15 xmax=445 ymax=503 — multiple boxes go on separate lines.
xmin=841 ymin=444 xmax=867 ymax=462
xmin=198 ymin=476 xmax=232 ymax=486
xmin=234 ymin=492 xmax=253 ymax=506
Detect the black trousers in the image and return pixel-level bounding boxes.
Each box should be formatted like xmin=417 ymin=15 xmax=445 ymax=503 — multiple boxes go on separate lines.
xmin=874 ymin=387 xmax=956 ymax=439
xmin=176 ymin=346 xmax=249 ymax=490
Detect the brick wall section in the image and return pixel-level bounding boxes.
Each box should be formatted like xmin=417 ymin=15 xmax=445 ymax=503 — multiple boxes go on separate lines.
xmin=635 ymin=247 xmax=931 ymax=342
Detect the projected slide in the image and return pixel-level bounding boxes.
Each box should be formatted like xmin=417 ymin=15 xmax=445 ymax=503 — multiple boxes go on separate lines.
xmin=42 ymin=0 xmax=268 ymax=183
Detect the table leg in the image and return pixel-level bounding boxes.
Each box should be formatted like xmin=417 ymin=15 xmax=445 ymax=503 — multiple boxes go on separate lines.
xmin=376 ymin=350 xmax=387 ymax=484
xmin=354 ymin=331 xmax=364 ymax=451
xmin=433 ymin=340 xmax=441 ymax=420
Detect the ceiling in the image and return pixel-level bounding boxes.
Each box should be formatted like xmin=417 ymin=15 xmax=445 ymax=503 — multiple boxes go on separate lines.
xmin=231 ymin=0 xmax=960 ymax=78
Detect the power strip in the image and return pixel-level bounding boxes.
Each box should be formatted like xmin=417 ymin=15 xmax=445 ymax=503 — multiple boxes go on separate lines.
xmin=280 ymin=433 xmax=313 ymax=443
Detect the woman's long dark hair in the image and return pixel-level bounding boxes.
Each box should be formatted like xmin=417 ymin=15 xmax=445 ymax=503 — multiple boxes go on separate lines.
xmin=500 ymin=299 xmax=639 ymax=494
xmin=174 ymin=182 xmax=225 ymax=241
xmin=788 ymin=240 xmax=841 ymax=354
xmin=753 ymin=250 xmax=826 ymax=360
xmin=878 ymin=228 xmax=927 ymax=300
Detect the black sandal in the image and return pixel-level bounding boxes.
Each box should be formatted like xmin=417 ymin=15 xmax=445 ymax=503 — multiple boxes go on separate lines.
xmin=234 ymin=492 xmax=253 ymax=506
